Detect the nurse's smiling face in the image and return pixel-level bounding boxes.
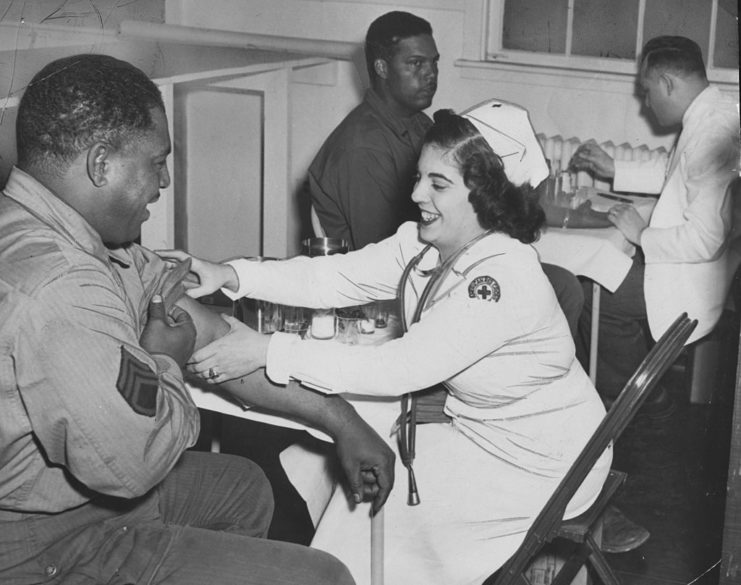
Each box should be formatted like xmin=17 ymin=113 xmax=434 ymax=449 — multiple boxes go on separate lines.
xmin=411 ymin=144 xmax=485 ymax=261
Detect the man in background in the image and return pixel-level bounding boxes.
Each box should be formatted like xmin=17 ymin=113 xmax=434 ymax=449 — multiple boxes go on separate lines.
xmin=308 ymin=10 xmax=439 ymax=250
xmin=569 ymin=35 xmax=739 ymax=555
xmin=570 ymin=35 xmax=739 ymax=411
xmin=0 ymin=53 xmax=393 ymax=584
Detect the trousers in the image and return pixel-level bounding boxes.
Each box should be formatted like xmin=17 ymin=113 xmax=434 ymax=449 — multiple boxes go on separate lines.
xmin=576 ymin=253 xmax=649 ymax=399
xmin=0 ymin=451 xmax=354 ymax=585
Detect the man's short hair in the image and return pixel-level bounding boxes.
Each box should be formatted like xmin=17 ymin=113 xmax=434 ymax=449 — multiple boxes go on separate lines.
xmin=365 ymin=11 xmax=433 ymax=80
xmin=640 ymin=36 xmax=707 ymax=80
xmin=16 ymin=54 xmax=164 ymax=175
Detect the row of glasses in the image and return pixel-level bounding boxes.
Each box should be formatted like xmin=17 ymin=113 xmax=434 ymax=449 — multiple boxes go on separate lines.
xmin=246 ymin=301 xmax=390 ymax=343
xmin=233 ymin=239 xmax=390 ymax=343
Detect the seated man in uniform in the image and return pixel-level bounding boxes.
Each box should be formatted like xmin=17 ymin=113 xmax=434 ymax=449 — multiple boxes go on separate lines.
xmin=0 ymin=53 xmax=393 ymax=585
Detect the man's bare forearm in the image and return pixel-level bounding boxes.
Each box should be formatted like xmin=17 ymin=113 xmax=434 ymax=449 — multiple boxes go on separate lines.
xmin=176 ymin=294 xmax=396 ymax=508
xmin=217 ymin=372 xmax=359 ymax=440
xmin=176 ymin=295 xmax=358 ymax=439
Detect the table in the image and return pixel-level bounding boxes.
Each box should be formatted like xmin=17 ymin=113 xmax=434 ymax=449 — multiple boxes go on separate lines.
xmin=532 ymin=192 xmax=655 ymax=382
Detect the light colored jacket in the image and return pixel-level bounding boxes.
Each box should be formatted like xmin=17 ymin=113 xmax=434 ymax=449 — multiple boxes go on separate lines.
xmin=614 ymin=86 xmax=740 ymax=342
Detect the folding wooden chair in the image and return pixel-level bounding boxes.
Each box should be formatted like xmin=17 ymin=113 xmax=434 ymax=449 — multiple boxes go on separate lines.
xmin=485 ymin=312 xmax=697 ymax=585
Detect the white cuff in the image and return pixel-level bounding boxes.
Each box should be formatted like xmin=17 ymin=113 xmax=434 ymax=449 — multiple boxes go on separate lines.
xmin=220 ymin=258 xmax=255 ymax=300
xmin=265 ymin=331 xmax=300 ymax=384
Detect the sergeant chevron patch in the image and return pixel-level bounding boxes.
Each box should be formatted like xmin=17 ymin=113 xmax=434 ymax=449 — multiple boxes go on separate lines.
xmin=468 ymin=275 xmax=501 ymax=302
xmin=116 ymin=346 xmax=159 ymax=417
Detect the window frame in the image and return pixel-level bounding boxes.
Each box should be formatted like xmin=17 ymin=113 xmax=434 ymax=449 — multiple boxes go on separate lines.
xmin=459 ymin=0 xmax=738 ymax=86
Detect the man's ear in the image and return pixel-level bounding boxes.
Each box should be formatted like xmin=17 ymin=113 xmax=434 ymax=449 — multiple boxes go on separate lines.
xmin=660 ymin=72 xmax=675 ymax=96
xmin=374 ymin=59 xmax=388 ymax=79
xmin=86 ymin=142 xmax=110 ymax=187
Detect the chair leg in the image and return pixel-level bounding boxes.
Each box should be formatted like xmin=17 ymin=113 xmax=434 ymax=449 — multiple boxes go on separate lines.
xmin=551 ymin=542 xmax=590 ymax=585
xmin=585 ymin=534 xmax=621 ymax=585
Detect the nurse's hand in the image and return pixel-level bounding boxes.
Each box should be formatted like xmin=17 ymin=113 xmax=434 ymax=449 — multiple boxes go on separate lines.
xmin=156 ymin=249 xmax=239 ymax=299
xmin=187 ymin=316 xmax=269 ymax=383
xmin=333 ymin=412 xmax=395 ymax=514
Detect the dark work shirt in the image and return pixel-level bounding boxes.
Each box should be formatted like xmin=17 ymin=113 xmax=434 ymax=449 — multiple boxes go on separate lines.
xmin=308 ymin=88 xmax=432 ymax=250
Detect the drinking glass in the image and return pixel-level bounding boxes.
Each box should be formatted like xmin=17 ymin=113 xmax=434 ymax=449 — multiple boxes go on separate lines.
xmin=310 ymin=308 xmax=336 ymax=340
xmin=336 ymin=315 xmax=360 ymax=345
xmin=371 ymin=300 xmax=390 ymax=329
xmin=283 ymin=305 xmax=309 ymax=337
xmin=257 ymin=300 xmax=283 ymax=334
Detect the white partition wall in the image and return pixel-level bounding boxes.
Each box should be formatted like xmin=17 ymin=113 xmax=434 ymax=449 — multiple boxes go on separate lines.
xmin=174 ymin=86 xmax=264 ymax=262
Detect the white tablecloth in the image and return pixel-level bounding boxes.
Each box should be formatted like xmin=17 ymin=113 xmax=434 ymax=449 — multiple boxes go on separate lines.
xmin=534 ymin=226 xmax=634 ymax=292
xmin=533 ymin=191 xmax=656 ymax=291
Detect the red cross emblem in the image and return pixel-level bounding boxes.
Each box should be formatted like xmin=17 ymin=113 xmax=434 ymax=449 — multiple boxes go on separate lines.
xmin=468 ymin=275 xmax=500 ymax=302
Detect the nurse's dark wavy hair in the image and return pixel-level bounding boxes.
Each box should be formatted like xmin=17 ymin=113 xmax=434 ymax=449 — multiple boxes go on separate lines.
xmin=16 ymin=54 xmax=164 ymax=176
xmin=423 ymin=109 xmax=545 ymax=244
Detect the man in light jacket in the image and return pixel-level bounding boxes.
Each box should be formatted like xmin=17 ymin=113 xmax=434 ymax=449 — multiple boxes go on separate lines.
xmin=570 ymin=35 xmax=739 ymax=408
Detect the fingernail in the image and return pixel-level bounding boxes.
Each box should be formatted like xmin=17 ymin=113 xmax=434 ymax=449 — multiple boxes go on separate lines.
xmin=353 ymin=492 xmax=361 ymax=503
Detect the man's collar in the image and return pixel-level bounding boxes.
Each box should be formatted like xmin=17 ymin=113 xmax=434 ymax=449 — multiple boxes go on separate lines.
xmin=3 ymin=166 xmax=118 ymax=264
xmin=682 ymin=85 xmax=716 ymax=126
xmin=364 ymin=88 xmax=429 ymax=137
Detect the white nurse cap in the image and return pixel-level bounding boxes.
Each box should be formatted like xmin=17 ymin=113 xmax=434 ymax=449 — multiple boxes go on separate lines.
xmin=461 ymin=99 xmax=549 ymax=188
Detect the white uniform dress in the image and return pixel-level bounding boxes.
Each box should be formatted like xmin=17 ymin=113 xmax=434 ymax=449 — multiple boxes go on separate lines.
xmin=225 ymin=222 xmax=611 ymax=585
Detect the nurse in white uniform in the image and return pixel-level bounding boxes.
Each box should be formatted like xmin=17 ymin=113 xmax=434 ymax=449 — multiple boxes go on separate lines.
xmin=162 ymin=103 xmax=611 ymax=585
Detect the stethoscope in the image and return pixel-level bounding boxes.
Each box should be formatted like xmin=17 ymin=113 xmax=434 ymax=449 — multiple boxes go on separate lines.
xmin=396 ymin=229 xmax=493 ymax=505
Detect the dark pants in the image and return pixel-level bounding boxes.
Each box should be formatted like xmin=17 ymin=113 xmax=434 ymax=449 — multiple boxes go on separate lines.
xmin=576 ymin=254 xmax=649 ymax=399
xmin=0 ymin=451 xmax=354 ymax=585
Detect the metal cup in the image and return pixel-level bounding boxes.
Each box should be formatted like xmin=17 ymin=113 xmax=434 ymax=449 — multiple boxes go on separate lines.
xmin=301 ymin=237 xmax=348 ymax=257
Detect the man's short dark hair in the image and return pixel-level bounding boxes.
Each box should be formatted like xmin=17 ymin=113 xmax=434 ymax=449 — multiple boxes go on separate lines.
xmin=16 ymin=54 xmax=164 ymax=175
xmin=365 ymin=11 xmax=433 ymax=80
xmin=640 ymin=36 xmax=707 ymax=80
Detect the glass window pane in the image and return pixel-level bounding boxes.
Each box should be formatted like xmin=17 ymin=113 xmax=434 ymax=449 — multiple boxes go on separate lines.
xmin=572 ymin=0 xmax=639 ymax=59
xmin=503 ymin=0 xmax=568 ymax=54
xmin=714 ymin=0 xmax=738 ymax=69
xmin=643 ymin=0 xmax=711 ymax=63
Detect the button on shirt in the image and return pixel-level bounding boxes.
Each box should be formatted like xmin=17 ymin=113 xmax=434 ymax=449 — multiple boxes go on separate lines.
xmin=0 ymin=168 xmax=199 ymax=514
